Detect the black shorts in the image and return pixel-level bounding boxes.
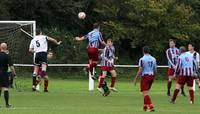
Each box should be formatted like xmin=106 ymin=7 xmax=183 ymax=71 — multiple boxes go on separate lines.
xmin=0 ymin=72 xmax=9 ymax=88
xmin=34 ymin=52 xmax=48 ymax=65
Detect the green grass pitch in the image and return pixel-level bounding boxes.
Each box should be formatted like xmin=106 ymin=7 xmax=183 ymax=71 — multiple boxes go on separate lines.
xmin=0 ymin=78 xmax=200 ymax=114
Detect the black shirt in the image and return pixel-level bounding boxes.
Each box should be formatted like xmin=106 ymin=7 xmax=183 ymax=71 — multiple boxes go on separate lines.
xmin=0 ymin=52 xmax=13 ymax=73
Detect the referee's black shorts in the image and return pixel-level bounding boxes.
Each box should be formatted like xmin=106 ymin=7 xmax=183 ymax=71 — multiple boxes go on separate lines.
xmin=34 ymin=52 xmax=48 ymax=66
xmin=0 ymin=72 xmax=9 ymax=88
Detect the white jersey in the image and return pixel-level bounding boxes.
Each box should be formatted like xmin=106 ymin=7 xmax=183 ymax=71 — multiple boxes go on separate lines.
xmin=29 ymin=35 xmax=48 ymax=53
xmin=187 ymin=51 xmax=200 ymax=67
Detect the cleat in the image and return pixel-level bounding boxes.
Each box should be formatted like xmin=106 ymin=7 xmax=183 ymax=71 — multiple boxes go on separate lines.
xmin=97 ymin=87 xmax=104 ymax=94
xmin=181 ymin=92 xmax=186 ymax=97
xmin=91 ymin=76 xmax=97 ymax=80
xmin=6 ymin=104 xmax=13 ymax=109
xmin=167 ymin=92 xmax=171 ymax=96
xmin=143 ymin=105 xmax=147 ymax=111
xmin=170 ymin=100 xmax=175 ymax=104
xmin=103 ymin=90 xmax=110 ymax=97
xmin=109 ymin=87 xmax=118 ymax=92
xmin=190 ymin=101 xmax=194 ymax=104
xmin=44 ymin=90 xmax=48 ymax=92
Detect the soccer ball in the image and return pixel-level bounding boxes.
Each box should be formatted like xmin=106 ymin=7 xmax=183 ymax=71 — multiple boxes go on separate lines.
xmin=78 ymin=12 xmax=86 ymax=20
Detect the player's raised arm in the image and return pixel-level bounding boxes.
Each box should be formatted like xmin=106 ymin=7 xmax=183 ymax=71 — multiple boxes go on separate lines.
xmin=47 ymin=37 xmax=61 ymax=45
xmin=75 ymin=36 xmax=85 ymax=41
xmin=29 ymin=39 xmax=35 ymax=53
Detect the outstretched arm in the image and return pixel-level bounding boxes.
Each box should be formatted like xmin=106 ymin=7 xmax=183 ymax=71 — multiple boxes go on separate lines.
xmin=75 ymin=36 xmax=85 ymax=41
xmin=47 ymin=37 xmax=61 ymax=45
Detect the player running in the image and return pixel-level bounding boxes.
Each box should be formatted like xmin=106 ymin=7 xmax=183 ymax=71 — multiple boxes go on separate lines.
xmin=75 ymin=23 xmax=106 ymax=78
xmin=97 ymin=39 xmax=118 ymax=95
xmin=29 ymin=29 xmax=61 ymax=92
xmin=166 ymin=39 xmax=185 ymax=96
xmin=0 ymin=43 xmax=16 ymax=108
xmin=170 ymin=46 xmax=196 ymax=104
xmin=132 ymin=46 xmax=156 ymax=112
xmin=187 ymin=43 xmax=200 ymax=88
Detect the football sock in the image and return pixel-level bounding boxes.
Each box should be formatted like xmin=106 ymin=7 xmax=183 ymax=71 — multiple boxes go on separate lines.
xmin=167 ymin=80 xmax=172 ymax=92
xmin=98 ymin=77 xmax=105 ymax=88
xmin=44 ymin=79 xmax=49 ymax=91
xmin=110 ymin=77 xmax=116 ymax=88
xmin=4 ymin=91 xmax=9 ymax=105
xmin=89 ymin=63 xmax=97 ymax=73
xmin=189 ymin=90 xmax=194 ymax=103
xmin=172 ymin=89 xmax=179 ymax=101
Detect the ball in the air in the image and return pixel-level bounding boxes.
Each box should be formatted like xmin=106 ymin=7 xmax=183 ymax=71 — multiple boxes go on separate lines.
xmin=78 ymin=12 xmax=86 ymax=19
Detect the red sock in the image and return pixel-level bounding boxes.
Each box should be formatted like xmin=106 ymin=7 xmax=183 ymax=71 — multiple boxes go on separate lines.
xmin=98 ymin=77 xmax=105 ymax=88
xmin=172 ymin=89 xmax=179 ymax=101
xmin=167 ymin=80 xmax=172 ymax=91
xmin=89 ymin=63 xmax=97 ymax=72
xmin=144 ymin=96 xmax=148 ymax=110
xmin=35 ymin=80 xmax=40 ymax=86
xmin=110 ymin=77 xmax=116 ymax=88
xmin=189 ymin=90 xmax=194 ymax=103
xmin=44 ymin=80 xmax=48 ymax=91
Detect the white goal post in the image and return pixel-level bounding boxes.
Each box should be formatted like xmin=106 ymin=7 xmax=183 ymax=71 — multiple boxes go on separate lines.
xmin=0 ymin=21 xmax=36 ymax=38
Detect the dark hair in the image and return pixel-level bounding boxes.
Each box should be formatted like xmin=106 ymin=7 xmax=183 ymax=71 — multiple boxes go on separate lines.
xmin=107 ymin=38 xmax=112 ymax=42
xmin=169 ymin=39 xmax=176 ymax=43
xmin=36 ymin=28 xmax=42 ymax=35
xmin=143 ymin=46 xmax=150 ymax=54
xmin=188 ymin=43 xmax=195 ymax=47
xmin=180 ymin=46 xmax=186 ymax=53
xmin=93 ymin=23 xmax=100 ymax=29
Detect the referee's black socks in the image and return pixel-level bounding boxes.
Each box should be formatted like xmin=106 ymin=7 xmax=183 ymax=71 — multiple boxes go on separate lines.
xmin=4 ymin=91 xmax=9 ymax=106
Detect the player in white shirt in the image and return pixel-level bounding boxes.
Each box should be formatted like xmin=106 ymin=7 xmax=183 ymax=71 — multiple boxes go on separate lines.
xmin=187 ymin=43 xmax=200 ymax=88
xmin=29 ymin=29 xmax=61 ymax=92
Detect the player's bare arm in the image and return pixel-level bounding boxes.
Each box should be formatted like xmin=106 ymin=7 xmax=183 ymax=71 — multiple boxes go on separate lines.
xmin=75 ymin=36 xmax=85 ymax=41
xmin=47 ymin=37 xmax=61 ymax=45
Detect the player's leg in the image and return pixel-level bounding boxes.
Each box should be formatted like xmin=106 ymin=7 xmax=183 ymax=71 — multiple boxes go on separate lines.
xmin=44 ymin=74 xmax=49 ymax=92
xmin=109 ymin=69 xmax=118 ymax=92
xmin=187 ymin=77 xmax=195 ymax=104
xmin=1 ymin=73 xmax=12 ymax=108
xmin=195 ymin=78 xmax=200 ymax=88
xmin=167 ymin=68 xmax=174 ymax=96
xmin=87 ymin=47 xmax=98 ymax=76
xmin=97 ymin=70 xmax=107 ymax=93
xmin=35 ymin=75 xmax=41 ymax=91
xmin=32 ymin=65 xmax=39 ymax=91
xmin=180 ymin=85 xmax=186 ymax=96
xmin=171 ymin=76 xmax=184 ymax=103
xmin=141 ymin=77 xmax=154 ymax=112
xmin=2 ymin=87 xmax=12 ymax=108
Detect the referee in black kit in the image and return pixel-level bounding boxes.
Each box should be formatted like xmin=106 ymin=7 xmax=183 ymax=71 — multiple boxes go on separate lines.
xmin=0 ymin=43 xmax=16 ymax=108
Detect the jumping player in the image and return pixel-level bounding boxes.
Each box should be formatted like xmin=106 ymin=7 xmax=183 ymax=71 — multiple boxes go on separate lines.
xmin=29 ymin=29 xmax=61 ymax=92
xmin=166 ymin=39 xmax=185 ymax=96
xmin=171 ymin=46 xmax=196 ymax=104
xmin=132 ymin=46 xmax=156 ymax=112
xmin=75 ymin=23 xmax=106 ymax=78
xmin=0 ymin=43 xmax=16 ymax=108
xmin=187 ymin=43 xmax=200 ymax=88
xmin=98 ymin=39 xmax=118 ymax=94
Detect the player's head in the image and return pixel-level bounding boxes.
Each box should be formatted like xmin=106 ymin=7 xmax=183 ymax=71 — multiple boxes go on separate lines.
xmin=188 ymin=43 xmax=195 ymax=51
xmin=0 ymin=43 xmax=8 ymax=52
xmin=47 ymin=51 xmax=54 ymax=60
xmin=107 ymin=38 xmax=113 ymax=46
xmin=179 ymin=46 xmax=186 ymax=53
xmin=93 ymin=23 xmax=100 ymax=30
xmin=169 ymin=39 xmax=176 ymax=48
xmin=36 ymin=28 xmax=43 ymax=35
xmin=143 ymin=46 xmax=150 ymax=54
